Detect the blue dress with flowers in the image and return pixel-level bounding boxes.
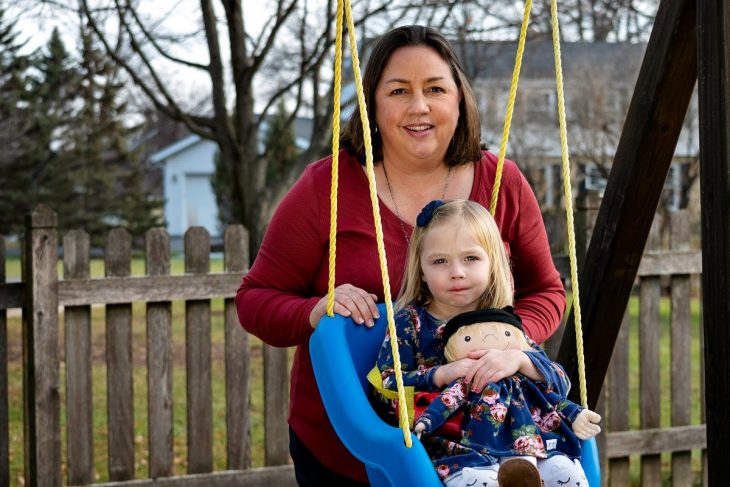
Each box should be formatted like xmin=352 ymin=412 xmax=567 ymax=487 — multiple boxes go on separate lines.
xmin=372 ymin=304 xmax=585 ymax=482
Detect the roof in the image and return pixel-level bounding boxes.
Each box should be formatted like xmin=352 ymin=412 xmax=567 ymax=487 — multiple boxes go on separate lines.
xmin=150 ymin=134 xmax=202 ymax=163
xmin=456 ymin=39 xmax=647 ymax=81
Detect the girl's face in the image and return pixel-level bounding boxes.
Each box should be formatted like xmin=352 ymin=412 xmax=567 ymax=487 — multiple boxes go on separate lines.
xmin=419 ymin=220 xmax=491 ymax=320
xmin=374 ymin=45 xmax=461 ymax=166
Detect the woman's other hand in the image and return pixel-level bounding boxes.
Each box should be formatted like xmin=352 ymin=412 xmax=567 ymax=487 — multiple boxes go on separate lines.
xmin=309 ymin=284 xmax=380 ymax=328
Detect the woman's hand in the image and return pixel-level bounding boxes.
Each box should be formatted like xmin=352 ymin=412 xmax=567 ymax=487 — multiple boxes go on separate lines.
xmin=309 ymin=284 xmax=380 ymax=328
xmin=464 ymin=349 xmax=534 ymax=392
xmin=433 ymin=357 xmax=478 ymax=388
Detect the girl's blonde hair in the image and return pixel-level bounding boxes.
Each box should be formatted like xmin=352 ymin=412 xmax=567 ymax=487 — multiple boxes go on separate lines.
xmin=395 ymin=200 xmax=514 ymax=312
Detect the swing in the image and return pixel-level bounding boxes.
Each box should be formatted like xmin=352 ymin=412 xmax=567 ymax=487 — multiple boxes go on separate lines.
xmin=310 ymin=0 xmax=600 ymax=484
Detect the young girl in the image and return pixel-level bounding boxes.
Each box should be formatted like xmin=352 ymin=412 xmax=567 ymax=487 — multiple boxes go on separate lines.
xmin=372 ymin=199 xmax=593 ymax=487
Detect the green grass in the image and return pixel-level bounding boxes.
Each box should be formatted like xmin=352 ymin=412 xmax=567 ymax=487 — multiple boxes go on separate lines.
xmin=4 ymin=254 xmax=225 ymax=281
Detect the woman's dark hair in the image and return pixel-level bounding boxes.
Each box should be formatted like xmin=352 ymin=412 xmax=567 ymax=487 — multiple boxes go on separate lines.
xmin=341 ymin=25 xmax=482 ymax=166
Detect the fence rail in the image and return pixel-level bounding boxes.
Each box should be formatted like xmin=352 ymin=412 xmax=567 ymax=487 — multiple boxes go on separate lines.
xmin=0 ymin=206 xmax=706 ymax=486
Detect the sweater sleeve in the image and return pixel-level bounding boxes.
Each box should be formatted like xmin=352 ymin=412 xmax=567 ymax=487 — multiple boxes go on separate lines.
xmin=235 ymin=164 xmax=324 ymax=347
xmin=375 ymin=309 xmax=441 ymax=392
xmin=510 ymin=171 xmax=566 ymax=344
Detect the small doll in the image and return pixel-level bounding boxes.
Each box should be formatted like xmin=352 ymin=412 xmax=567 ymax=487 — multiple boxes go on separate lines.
xmin=414 ymin=307 xmax=601 ymax=487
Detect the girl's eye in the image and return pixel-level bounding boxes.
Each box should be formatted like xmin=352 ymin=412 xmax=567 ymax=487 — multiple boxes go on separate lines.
xmin=433 ymin=258 xmax=446 ymax=265
xmin=505 ymin=331 xmax=511 ymax=337
xmin=464 ymin=336 xmax=471 ymax=342
xmin=465 ymin=255 xmax=479 ymax=261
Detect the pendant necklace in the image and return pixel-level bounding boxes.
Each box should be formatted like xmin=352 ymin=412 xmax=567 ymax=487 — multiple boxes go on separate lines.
xmin=382 ymin=162 xmax=453 ymax=245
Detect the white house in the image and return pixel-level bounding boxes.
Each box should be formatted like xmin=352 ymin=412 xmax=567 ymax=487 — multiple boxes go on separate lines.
xmin=151 ymin=118 xmax=313 ymax=238
xmin=151 ymin=134 xmax=221 ymax=237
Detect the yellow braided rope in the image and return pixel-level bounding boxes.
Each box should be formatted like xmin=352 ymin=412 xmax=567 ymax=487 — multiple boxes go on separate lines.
xmin=490 ymin=0 xmax=533 ymax=216
xmin=325 ymin=0 xmax=413 ymax=447
xmin=326 ymin=0 xmax=344 ymax=317
xmin=550 ymin=0 xmax=588 ymax=409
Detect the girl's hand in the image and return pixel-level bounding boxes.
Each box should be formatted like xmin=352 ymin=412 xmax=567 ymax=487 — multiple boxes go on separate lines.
xmin=309 ymin=284 xmax=380 ymax=328
xmin=464 ymin=349 xmax=527 ymax=392
xmin=433 ymin=357 xmax=478 ymax=387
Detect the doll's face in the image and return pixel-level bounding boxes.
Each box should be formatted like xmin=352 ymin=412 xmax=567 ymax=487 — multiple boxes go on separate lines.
xmin=445 ymin=321 xmax=529 ymax=361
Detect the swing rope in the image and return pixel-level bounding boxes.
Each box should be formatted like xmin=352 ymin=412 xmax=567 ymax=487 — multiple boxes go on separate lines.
xmin=489 ymin=0 xmax=533 ymax=216
xmin=550 ymin=0 xmax=588 ymax=409
xmin=327 ymin=0 xmax=413 ymax=448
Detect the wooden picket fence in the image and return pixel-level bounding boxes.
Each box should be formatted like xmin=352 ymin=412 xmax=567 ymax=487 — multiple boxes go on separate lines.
xmin=0 ymin=206 xmax=706 ymax=486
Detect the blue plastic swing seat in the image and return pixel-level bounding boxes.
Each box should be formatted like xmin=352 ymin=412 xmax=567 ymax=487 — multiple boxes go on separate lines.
xmin=310 ymin=303 xmax=601 ymax=486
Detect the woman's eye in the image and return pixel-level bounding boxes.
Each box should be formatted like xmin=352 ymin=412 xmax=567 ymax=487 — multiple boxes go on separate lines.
xmin=464 ymin=336 xmax=471 ymax=342
xmin=428 ymin=86 xmax=445 ymax=93
xmin=391 ymin=88 xmax=406 ymax=95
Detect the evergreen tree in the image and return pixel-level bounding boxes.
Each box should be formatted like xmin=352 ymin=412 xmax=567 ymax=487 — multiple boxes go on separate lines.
xmin=64 ymin=26 xmax=162 ymax=242
xmin=0 ymin=5 xmax=33 ymax=235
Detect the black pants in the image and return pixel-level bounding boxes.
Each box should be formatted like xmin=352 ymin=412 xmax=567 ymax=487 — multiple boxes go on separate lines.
xmin=289 ymin=426 xmax=370 ymax=486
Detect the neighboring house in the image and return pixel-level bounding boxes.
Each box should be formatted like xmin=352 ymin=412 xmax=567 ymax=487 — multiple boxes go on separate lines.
xmin=151 ymin=118 xmax=313 ymax=238
xmin=466 ymin=40 xmax=699 ymax=211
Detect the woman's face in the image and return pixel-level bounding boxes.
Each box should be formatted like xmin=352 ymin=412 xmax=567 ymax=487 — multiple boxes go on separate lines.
xmin=374 ymin=45 xmax=461 ymax=166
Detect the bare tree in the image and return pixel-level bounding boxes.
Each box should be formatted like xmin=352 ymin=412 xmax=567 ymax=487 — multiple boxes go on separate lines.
xmin=74 ymin=0 xmax=440 ymax=255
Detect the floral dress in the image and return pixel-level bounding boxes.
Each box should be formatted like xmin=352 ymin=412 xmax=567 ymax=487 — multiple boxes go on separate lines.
xmin=372 ymin=305 xmax=499 ymax=481
xmin=416 ymin=351 xmax=584 ymax=461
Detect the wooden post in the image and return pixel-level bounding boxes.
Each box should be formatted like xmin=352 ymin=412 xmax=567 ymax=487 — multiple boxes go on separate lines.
xmin=669 ymin=212 xmax=692 ymax=486
xmin=264 ymin=346 xmax=289 ymax=466
xmin=145 ymin=228 xmax=174 ymax=478
xmin=697 ymin=0 xmax=730 ymax=483
xmin=63 ymin=230 xmax=94 ymax=484
xmin=105 ymin=228 xmax=135 ymax=480
xmin=557 ymin=0 xmax=698 ymax=408
xmin=185 ymin=227 xmax=213 ymax=473
xmin=22 ymin=205 xmax=61 ymax=486
xmin=607 ymin=313 xmax=630 ymax=487
xmin=224 ymin=225 xmax=251 ymax=469
xmin=0 ymin=236 xmax=8 ymax=487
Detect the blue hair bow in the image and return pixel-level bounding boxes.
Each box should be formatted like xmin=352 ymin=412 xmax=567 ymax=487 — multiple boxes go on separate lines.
xmin=416 ymin=200 xmax=445 ymax=227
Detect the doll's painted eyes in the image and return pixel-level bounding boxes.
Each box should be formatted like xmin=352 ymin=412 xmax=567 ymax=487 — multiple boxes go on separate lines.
xmin=464 ymin=336 xmax=471 ymax=342
xmin=505 ymin=331 xmax=511 ymax=337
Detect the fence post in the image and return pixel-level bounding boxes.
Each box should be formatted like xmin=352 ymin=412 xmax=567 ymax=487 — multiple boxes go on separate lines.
xmin=224 ymin=225 xmax=251 ymax=469
xmin=185 ymin=227 xmax=213 ymax=473
xmin=22 ymin=205 xmax=61 ymax=486
xmin=146 ymin=228 xmax=173 ymax=478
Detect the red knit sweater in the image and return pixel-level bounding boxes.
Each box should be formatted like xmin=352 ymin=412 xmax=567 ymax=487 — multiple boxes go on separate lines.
xmin=236 ymin=149 xmax=565 ymax=482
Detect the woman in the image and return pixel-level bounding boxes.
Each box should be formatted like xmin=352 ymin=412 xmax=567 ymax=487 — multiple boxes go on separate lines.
xmin=236 ymin=25 xmax=566 ymax=486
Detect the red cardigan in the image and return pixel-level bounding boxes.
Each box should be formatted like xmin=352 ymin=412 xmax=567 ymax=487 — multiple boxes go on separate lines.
xmin=236 ymin=149 xmax=565 ymax=482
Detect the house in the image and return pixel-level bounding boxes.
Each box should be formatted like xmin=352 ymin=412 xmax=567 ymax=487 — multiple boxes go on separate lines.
xmin=464 ymin=39 xmax=699 ymax=211
xmin=151 ymin=118 xmax=313 ymax=238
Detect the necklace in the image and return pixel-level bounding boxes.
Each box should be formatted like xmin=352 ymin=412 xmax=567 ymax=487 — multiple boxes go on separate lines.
xmin=382 ymin=162 xmax=453 ymax=245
